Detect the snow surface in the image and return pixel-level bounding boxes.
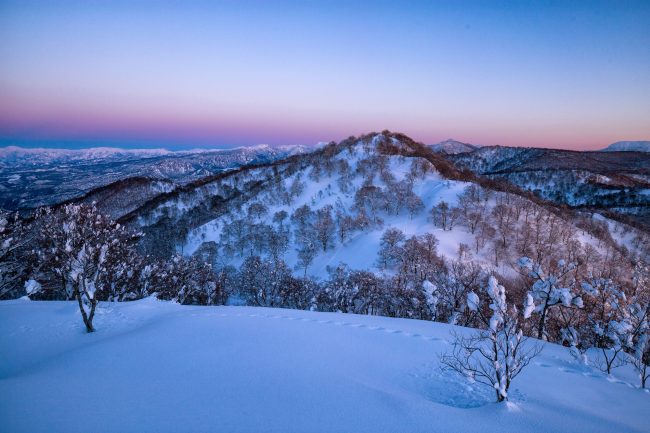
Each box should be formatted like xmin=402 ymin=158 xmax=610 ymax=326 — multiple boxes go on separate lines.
xmin=1 ymin=298 xmax=648 ymax=433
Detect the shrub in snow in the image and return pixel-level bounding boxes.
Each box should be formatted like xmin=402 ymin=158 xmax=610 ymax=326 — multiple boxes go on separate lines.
xmin=441 ymin=276 xmax=542 ymax=403
xmin=24 ymin=279 xmax=41 ymax=296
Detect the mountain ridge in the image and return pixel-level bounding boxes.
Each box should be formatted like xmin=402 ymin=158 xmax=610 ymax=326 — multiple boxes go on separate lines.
xmin=600 ymin=140 xmax=650 ymax=152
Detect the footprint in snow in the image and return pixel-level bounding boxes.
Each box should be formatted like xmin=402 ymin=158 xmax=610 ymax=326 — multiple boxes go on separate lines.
xmin=606 ymin=376 xmax=630 ymax=386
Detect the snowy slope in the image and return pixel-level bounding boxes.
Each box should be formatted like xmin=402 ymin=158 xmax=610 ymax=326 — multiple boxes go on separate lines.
xmin=600 ymin=141 xmax=650 ymax=152
xmin=0 ymin=298 xmax=647 ymax=433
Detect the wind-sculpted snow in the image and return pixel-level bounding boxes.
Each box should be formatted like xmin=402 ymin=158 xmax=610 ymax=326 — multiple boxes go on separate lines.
xmin=0 ymin=298 xmax=647 ymax=433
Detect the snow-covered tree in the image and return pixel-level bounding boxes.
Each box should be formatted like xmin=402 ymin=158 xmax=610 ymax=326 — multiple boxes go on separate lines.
xmin=422 ymin=279 xmax=440 ymax=321
xmin=0 ymin=211 xmax=33 ymax=299
xmin=441 ymin=276 xmax=542 ymax=402
xmin=629 ymin=262 xmax=650 ymax=387
xmin=581 ymin=277 xmax=632 ymax=374
xmin=31 ymin=204 xmax=141 ymax=332
xmin=239 ymin=256 xmax=293 ymax=307
xmin=431 ymin=259 xmax=483 ymax=326
xmin=377 ymin=228 xmax=405 ymax=269
xmin=519 ymin=257 xmax=583 ymax=340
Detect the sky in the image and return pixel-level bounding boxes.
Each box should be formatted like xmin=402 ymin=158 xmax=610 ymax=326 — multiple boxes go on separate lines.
xmin=0 ymin=0 xmax=649 ymax=151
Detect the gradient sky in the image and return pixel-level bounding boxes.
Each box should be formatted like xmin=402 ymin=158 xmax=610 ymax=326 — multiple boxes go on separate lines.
xmin=1 ymin=0 xmax=649 ymax=150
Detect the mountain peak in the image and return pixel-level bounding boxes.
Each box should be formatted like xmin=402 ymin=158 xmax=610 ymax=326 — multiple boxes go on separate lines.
xmin=429 ymin=139 xmax=479 ymax=154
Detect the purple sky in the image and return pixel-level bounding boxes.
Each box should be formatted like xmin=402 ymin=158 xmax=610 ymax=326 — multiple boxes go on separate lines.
xmin=1 ymin=0 xmax=649 ymax=150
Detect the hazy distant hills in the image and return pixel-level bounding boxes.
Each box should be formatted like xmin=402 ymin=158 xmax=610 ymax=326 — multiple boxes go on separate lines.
xmin=600 ymin=141 xmax=650 ymax=152
xmin=429 ymin=139 xmax=480 ymax=154
xmin=430 ymin=139 xmax=650 ymax=154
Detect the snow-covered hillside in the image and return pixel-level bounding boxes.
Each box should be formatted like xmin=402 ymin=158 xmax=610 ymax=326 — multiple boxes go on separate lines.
xmin=601 ymin=141 xmax=650 ymax=152
xmin=0 ymin=298 xmax=647 ymax=433
xmin=174 ymin=133 xmax=643 ymax=280
xmin=182 ymin=138 xmax=475 ymax=277
xmin=448 ymin=145 xmax=650 ymax=230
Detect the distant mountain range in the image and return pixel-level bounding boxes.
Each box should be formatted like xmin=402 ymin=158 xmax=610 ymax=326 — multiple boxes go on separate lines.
xmin=0 ymin=144 xmax=310 ymax=211
xmin=0 ymin=144 xmax=309 ymax=167
xmin=430 ymin=139 xmax=650 ymax=154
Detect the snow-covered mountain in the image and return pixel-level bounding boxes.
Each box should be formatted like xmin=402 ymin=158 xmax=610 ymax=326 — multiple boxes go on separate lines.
xmin=600 ymin=141 xmax=650 ymax=152
xmin=0 ymin=144 xmax=310 ymax=167
xmin=429 ymin=139 xmax=479 ymax=154
xmin=1 ymin=298 xmax=647 ymax=433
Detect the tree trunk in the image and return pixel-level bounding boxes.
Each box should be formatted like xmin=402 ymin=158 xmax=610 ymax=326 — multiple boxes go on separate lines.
xmin=74 ymin=280 xmax=96 ymax=333
xmin=537 ymin=303 xmax=549 ymax=340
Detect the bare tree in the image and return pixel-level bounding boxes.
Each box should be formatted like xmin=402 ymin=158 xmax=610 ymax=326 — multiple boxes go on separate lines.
xmin=314 ymin=205 xmax=336 ymax=251
xmin=441 ymin=276 xmax=542 ymax=402
xmin=430 ymin=201 xmax=450 ymax=230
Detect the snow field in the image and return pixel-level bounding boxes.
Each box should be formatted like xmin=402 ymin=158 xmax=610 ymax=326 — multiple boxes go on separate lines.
xmin=1 ymin=298 xmax=648 ymax=433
